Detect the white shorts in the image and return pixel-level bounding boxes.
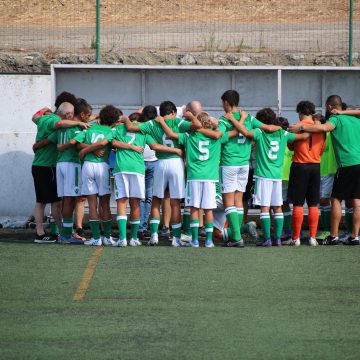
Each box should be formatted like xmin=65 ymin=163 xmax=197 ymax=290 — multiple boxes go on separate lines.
xmin=254 ymin=177 xmax=283 ymax=207
xmin=153 ymin=158 xmax=185 ymax=199
xmin=114 ymin=172 xmax=145 ymax=199
xmin=282 ymin=180 xmax=289 ymax=202
xmin=81 ymin=161 xmax=111 ymax=196
xmin=56 ymin=162 xmax=81 ymax=197
xmin=320 ymin=175 xmax=335 ymax=199
xmin=220 ymin=165 xmax=249 ymax=193
xmin=185 ymin=181 xmax=217 ymax=209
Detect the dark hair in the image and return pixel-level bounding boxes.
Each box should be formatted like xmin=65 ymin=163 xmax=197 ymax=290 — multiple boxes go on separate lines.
xmin=342 ymin=102 xmax=347 ymax=110
xmin=75 ymin=98 xmax=92 ymax=116
xmin=99 ymin=105 xmax=119 ymax=126
xmin=312 ymin=113 xmax=326 ymax=124
xmin=159 ymin=101 xmax=177 ymax=117
xmin=296 ymin=101 xmax=316 ymax=116
xmin=54 ymin=91 xmax=77 ymax=110
xmin=221 ymin=90 xmax=239 ymax=107
xmin=256 ymin=108 xmax=277 ymax=125
xmin=326 ymin=95 xmax=343 ymax=109
xmin=116 ymin=107 xmax=123 ymax=116
xmin=129 ymin=112 xmax=143 ymax=122
xmin=277 ymin=116 xmax=289 ymax=130
xmin=142 ymin=105 xmax=158 ymax=120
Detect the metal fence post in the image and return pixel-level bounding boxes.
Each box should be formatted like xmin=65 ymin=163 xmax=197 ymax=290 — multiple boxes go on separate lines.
xmin=96 ymin=0 xmax=101 ymax=64
xmin=349 ymin=0 xmax=354 ymax=66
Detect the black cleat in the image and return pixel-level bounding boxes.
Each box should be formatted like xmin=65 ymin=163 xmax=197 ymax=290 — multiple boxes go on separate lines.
xmin=347 ymin=236 xmax=360 ymax=246
xmin=223 ymin=239 xmax=244 ymax=248
xmin=321 ymin=235 xmax=339 ymax=246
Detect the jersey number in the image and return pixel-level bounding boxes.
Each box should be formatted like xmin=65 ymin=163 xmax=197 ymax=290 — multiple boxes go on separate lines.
xmin=268 ymin=141 xmax=279 ymax=160
xmin=126 ymin=132 xmax=136 ymax=144
xmin=199 ymin=140 xmax=210 ymax=161
xmin=162 ymin=134 xmax=174 ymax=147
xmin=238 ymin=133 xmax=246 ymax=144
xmin=91 ymin=133 xmax=105 ymax=144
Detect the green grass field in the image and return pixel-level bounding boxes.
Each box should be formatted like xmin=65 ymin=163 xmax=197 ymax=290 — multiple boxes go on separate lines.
xmin=1 ymin=231 xmax=360 ymax=359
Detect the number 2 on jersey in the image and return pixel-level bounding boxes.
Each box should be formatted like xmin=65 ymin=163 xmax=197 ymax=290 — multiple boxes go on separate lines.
xmin=268 ymin=140 xmax=279 ymax=159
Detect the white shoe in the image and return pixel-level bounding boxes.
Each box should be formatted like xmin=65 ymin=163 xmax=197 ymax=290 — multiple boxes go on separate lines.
xmin=181 ymin=233 xmax=192 ymax=242
xmin=148 ymin=234 xmax=159 ymax=246
xmin=129 ymin=238 xmax=142 ymax=247
xmin=113 ymin=239 xmax=127 ymax=247
xmin=309 ymin=237 xmax=319 ymax=246
xmin=171 ymin=237 xmax=184 ymax=247
xmin=102 ymin=236 xmax=116 ymax=246
xmin=84 ymin=238 xmax=102 ymax=246
xmin=247 ymin=221 xmax=258 ymax=241
xmin=282 ymin=238 xmax=300 ymax=246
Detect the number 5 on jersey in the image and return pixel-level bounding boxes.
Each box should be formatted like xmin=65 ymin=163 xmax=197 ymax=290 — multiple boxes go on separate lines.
xmin=199 ymin=140 xmax=210 ymax=161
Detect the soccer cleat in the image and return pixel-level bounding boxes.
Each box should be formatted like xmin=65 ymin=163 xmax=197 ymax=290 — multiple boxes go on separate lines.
xmin=34 ymin=233 xmax=57 ymax=244
xmin=224 ymin=239 xmax=244 ymax=248
xmin=247 ymin=221 xmax=258 ymax=241
xmin=262 ymin=238 xmax=272 ymax=247
xmin=282 ymin=238 xmax=300 ymax=246
xmin=171 ymin=237 xmax=184 ymax=247
xmin=160 ymin=226 xmax=171 ymax=239
xmin=308 ymin=237 xmax=319 ymax=246
xmin=274 ymin=238 xmax=281 ymax=247
xmin=148 ymin=234 xmax=159 ymax=246
xmin=113 ymin=239 xmax=127 ymax=247
xmin=205 ymin=239 xmax=215 ymax=248
xmin=84 ymin=238 xmax=102 ymax=246
xmin=129 ymin=238 xmax=142 ymax=247
xmin=102 ymin=236 xmax=116 ymax=246
xmin=322 ymin=235 xmax=339 ymax=246
xmin=281 ymin=230 xmax=292 ymax=241
xmin=347 ymin=236 xmax=360 ymax=246
xmin=58 ymin=235 xmax=84 ymax=245
xmin=189 ymin=239 xmax=200 ymax=248
xmin=316 ymin=231 xmax=330 ymax=241
xmin=338 ymin=232 xmax=351 ymax=244
xmin=181 ymin=233 xmax=192 ymax=243
xmin=198 ymin=226 xmax=207 ymax=237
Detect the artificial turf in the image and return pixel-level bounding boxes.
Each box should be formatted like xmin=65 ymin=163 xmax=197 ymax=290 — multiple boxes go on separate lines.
xmin=1 ymin=231 xmax=360 ymax=359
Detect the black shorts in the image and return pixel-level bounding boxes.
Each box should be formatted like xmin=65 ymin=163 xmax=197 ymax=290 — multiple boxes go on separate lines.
xmin=243 ymin=167 xmax=254 ymax=202
xmin=332 ymin=164 xmax=360 ymax=200
xmin=287 ymin=162 xmax=320 ymax=206
xmin=32 ymin=165 xmax=61 ymax=204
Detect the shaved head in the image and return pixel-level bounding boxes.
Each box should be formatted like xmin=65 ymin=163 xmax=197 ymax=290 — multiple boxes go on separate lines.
xmin=56 ymin=102 xmax=74 ymax=119
xmin=186 ymin=100 xmax=203 ymax=116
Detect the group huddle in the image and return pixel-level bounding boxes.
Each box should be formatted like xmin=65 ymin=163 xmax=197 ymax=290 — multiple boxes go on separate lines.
xmin=31 ymin=89 xmax=360 ymax=247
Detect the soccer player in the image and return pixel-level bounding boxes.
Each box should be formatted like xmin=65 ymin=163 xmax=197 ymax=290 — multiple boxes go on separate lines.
xmin=219 ymin=90 xmax=281 ymax=247
xmin=288 ymin=95 xmax=360 ymax=245
xmin=31 ymin=102 xmax=90 ymax=243
xmin=227 ymin=109 xmax=308 ymax=246
xmin=124 ymin=101 xmax=202 ymax=247
xmin=285 ymin=101 xmax=326 ymax=246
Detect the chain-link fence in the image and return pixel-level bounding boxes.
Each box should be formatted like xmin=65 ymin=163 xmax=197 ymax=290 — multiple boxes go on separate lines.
xmin=0 ymin=0 xmax=358 ymax=63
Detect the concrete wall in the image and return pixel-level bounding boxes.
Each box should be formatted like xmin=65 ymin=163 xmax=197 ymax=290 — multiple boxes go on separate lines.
xmin=0 ymin=75 xmax=51 ymax=216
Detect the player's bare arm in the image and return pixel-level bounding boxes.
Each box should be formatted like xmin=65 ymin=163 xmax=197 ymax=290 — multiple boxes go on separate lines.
xmin=31 ymin=107 xmax=52 ymax=123
xmin=184 ymin=111 xmax=202 ymax=130
xmin=331 ymin=109 xmax=360 ymax=117
xmin=123 ymin=116 xmax=141 ymax=132
xmin=225 ymin=113 xmax=254 ymax=138
xmin=112 ymin=139 xmax=144 ymax=154
xmin=78 ymin=139 xmax=109 ymax=159
xmin=288 ymin=122 xmax=334 ymax=133
xmin=32 ymin=138 xmax=51 ymax=153
xmin=155 ymin=116 xmax=179 ymax=140
xmin=54 ymin=120 xmax=91 ymax=130
xmin=57 ymin=138 xmax=77 ymax=152
xmin=197 ymin=128 xmax=223 ymax=139
xmin=149 ymin=142 xmax=183 ymax=157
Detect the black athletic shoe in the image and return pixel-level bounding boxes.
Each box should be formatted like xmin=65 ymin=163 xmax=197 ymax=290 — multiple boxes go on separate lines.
xmin=223 ymin=239 xmax=244 ymax=248
xmin=76 ymin=228 xmax=85 ymax=238
xmin=347 ymin=236 xmax=360 ymax=246
xmin=34 ymin=233 xmax=57 ymax=244
xmin=321 ymin=235 xmax=339 ymax=246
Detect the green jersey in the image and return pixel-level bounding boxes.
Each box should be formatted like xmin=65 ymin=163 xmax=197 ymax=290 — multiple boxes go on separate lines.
xmin=138 ymin=118 xmax=191 ymax=160
xmin=32 ymin=113 xmax=60 ymax=167
xmin=219 ymin=112 xmax=263 ymax=166
xmin=112 ymin=123 xmax=154 ymax=176
xmin=282 ymin=147 xmax=294 ymax=181
xmin=320 ymin=132 xmax=338 ymax=176
xmin=178 ymin=131 xmax=229 ymax=181
xmin=253 ymin=128 xmax=295 ymax=180
xmin=74 ymin=123 xmax=114 ymax=163
xmin=327 ymin=114 xmax=360 ymax=168
xmin=48 ymin=126 xmax=83 ymax=164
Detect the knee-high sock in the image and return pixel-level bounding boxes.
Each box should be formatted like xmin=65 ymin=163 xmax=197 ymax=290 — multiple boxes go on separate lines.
xmin=308 ymin=206 xmax=319 ymax=238
xmin=274 ymin=213 xmax=284 ymax=239
xmin=260 ymin=212 xmax=271 ymax=240
xmin=292 ymin=206 xmax=304 ymax=240
xmin=225 ymin=207 xmax=240 ymax=241
xmin=320 ymin=205 xmax=331 ymax=232
xmin=116 ymin=215 xmax=127 ymax=241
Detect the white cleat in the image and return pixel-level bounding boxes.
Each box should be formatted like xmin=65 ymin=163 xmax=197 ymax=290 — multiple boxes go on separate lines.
xmin=282 ymin=238 xmax=301 ymax=246
xmin=181 ymin=233 xmax=192 ymax=243
xmin=102 ymin=236 xmax=116 ymax=246
xmin=308 ymin=237 xmax=319 ymax=246
xmin=171 ymin=237 xmax=184 ymax=247
xmin=113 ymin=239 xmax=127 ymax=247
xmin=84 ymin=238 xmax=102 ymax=246
xmin=247 ymin=221 xmax=258 ymax=241
xmin=129 ymin=238 xmax=142 ymax=247
xmin=148 ymin=234 xmax=159 ymax=246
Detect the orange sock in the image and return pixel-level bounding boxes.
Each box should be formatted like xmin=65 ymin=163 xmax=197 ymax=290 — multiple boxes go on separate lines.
xmin=292 ymin=206 xmax=304 ymax=240
xmin=308 ymin=206 xmax=319 ymax=238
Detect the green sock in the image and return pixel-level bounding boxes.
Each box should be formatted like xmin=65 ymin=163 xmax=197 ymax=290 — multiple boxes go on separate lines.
xmin=205 ymin=222 xmax=214 ymax=241
xmin=150 ymin=218 xmax=160 ymax=235
xmin=223 ymin=228 xmax=232 ymax=241
xmin=190 ymin=219 xmax=199 ymax=241
xmin=172 ymin=223 xmax=182 ymax=239
xmin=225 ymin=207 xmax=241 ymax=241
xmin=237 ymin=208 xmax=244 ymax=236
xmin=89 ymin=220 xmax=101 ymax=240
xmin=260 ymin=213 xmax=271 ymax=240
xmin=320 ymin=206 xmax=331 ymax=232
xmin=274 ymin=213 xmax=284 ymax=239
xmin=116 ymin=215 xmax=127 ymax=241
xmin=61 ymin=216 xmax=73 ymax=238
xmin=130 ymin=218 xmax=140 ymax=240
xmin=183 ymin=209 xmax=191 ymax=236
xmin=49 ymin=217 xmax=59 ymax=235
xmin=283 ymin=210 xmax=292 ymax=233
xmin=240 ymin=223 xmax=249 ymax=234
xmin=102 ymin=219 xmax=113 ymax=238
xmin=345 ymin=208 xmax=353 ymax=233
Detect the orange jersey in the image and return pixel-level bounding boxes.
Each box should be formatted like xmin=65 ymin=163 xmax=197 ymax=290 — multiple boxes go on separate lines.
xmin=291 ymin=119 xmax=326 ymax=164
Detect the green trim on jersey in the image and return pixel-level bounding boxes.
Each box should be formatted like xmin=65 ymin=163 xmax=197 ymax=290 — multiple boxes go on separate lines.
xmin=219 ymin=112 xmax=262 ymax=166
xmin=178 ymin=131 xmax=228 ymax=181
xmin=138 ymin=118 xmax=191 ymax=160
xmin=112 ymin=123 xmax=155 ymax=176
xmin=320 ymin=132 xmax=338 ymax=176
xmin=282 ymin=147 xmax=294 ymax=181
xmin=48 ymin=126 xmax=83 ymax=164
xmin=253 ymin=128 xmax=295 ymax=180
xmin=74 ymin=123 xmax=114 ymax=163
